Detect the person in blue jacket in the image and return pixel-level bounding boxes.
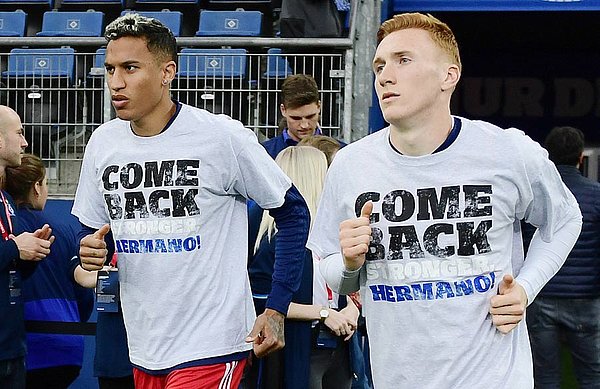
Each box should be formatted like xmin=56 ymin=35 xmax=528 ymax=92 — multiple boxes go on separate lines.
xmin=261 ymin=74 xmax=344 ymax=160
xmin=0 ymin=106 xmax=54 ymax=389
xmin=526 ymin=126 xmax=600 ymax=388
xmin=6 ymin=153 xmax=94 ymax=389
xmin=74 ymin=252 xmax=134 ymax=389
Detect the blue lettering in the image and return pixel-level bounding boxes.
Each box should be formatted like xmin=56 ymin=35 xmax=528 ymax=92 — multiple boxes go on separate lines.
xmin=435 ymin=282 xmax=455 ymax=299
xmin=454 ymin=279 xmax=474 ymax=296
xmin=411 ymin=283 xmax=434 ymax=300
xmin=121 ymin=240 xmax=129 ymax=253
xmin=116 ymin=240 xmax=124 ymax=253
xmin=183 ymin=237 xmax=196 ymax=251
xmin=393 ymin=285 xmax=413 ymax=301
xmin=474 ymin=275 xmax=491 ymax=293
xmin=129 ymin=240 xmax=140 ymax=253
xmin=370 ymin=285 xmax=387 ymax=301
xmin=168 ymin=239 xmax=183 ymax=252
xmin=384 ymin=285 xmax=395 ymax=302
xmin=139 ymin=240 xmax=154 ymax=253
xmin=490 ymin=271 xmax=496 ymax=288
xmin=155 ymin=239 xmax=167 ymax=253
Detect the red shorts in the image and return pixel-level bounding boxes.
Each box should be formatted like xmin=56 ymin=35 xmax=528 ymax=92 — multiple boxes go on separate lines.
xmin=133 ymin=359 xmax=246 ymax=389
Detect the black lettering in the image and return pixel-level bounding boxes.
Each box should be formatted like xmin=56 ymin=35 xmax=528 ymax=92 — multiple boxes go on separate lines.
xmin=423 ymin=223 xmax=455 ymax=258
xmin=120 ymin=163 xmax=143 ymax=190
xmin=457 ymin=220 xmax=492 ymax=256
xmin=366 ymin=226 xmax=385 ymax=261
xmin=148 ymin=190 xmax=171 ymax=217
xmin=102 ymin=165 xmax=119 ymax=191
xmin=171 ymin=189 xmax=200 ymax=217
xmin=388 ymin=225 xmax=424 ymax=260
xmin=417 ymin=186 xmax=461 ymax=221
xmin=175 ymin=160 xmax=199 ymax=186
xmin=104 ymin=194 xmax=122 ymax=220
xmin=124 ymin=192 xmax=149 ymax=219
xmin=144 ymin=160 xmax=175 ymax=188
xmin=355 ymin=192 xmax=380 ymax=223
xmin=463 ymin=185 xmax=492 ymax=217
xmin=382 ymin=190 xmax=415 ymax=222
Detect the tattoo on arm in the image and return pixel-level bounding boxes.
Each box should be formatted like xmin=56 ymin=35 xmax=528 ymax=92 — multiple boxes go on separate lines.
xmin=267 ymin=314 xmax=284 ymax=342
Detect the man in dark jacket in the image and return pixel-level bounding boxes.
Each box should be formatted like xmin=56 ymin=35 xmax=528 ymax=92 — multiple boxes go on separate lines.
xmin=0 ymin=105 xmax=54 ymax=389
xmin=526 ymin=126 xmax=600 ymax=388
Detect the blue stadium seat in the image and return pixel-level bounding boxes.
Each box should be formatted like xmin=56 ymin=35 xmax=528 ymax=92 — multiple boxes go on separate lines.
xmin=0 ymin=0 xmax=53 ymax=8
xmin=88 ymin=47 xmax=105 ymax=77
xmin=36 ymin=10 xmax=104 ymax=37
xmin=134 ymin=0 xmax=198 ymax=5
xmin=85 ymin=48 xmax=106 ymax=124
xmin=178 ymin=48 xmax=248 ymax=78
xmin=196 ymin=10 xmax=262 ymax=37
xmin=207 ymin=0 xmax=271 ymax=4
xmin=2 ymin=48 xmax=77 ymax=158
xmin=176 ymin=48 xmax=248 ymax=120
xmin=0 ymin=10 xmax=27 ymax=37
xmin=263 ymin=48 xmax=292 ymax=79
xmin=3 ymin=47 xmax=76 ymax=83
xmin=120 ymin=10 xmax=182 ymax=36
xmin=59 ymin=0 xmax=123 ymax=9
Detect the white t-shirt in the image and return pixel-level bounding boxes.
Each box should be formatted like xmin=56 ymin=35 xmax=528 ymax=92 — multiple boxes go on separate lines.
xmin=307 ymin=117 xmax=580 ymax=388
xmin=73 ymin=104 xmax=291 ymax=370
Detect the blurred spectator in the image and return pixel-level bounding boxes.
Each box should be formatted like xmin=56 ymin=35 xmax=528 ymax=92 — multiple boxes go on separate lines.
xmin=298 ymin=135 xmax=341 ymax=166
xmin=74 ymin=254 xmax=134 ymax=389
xmin=526 ymin=126 xmax=600 ymax=388
xmin=279 ymin=0 xmax=342 ymax=38
xmin=6 ymin=154 xmax=94 ymax=389
xmin=0 ymin=106 xmax=53 ymax=389
xmin=262 ymin=75 xmax=344 ymax=159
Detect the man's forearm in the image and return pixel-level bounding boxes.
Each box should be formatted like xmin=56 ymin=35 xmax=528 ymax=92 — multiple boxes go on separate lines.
xmin=319 ymin=252 xmax=361 ymax=295
xmin=518 ymin=206 xmax=582 ymax=304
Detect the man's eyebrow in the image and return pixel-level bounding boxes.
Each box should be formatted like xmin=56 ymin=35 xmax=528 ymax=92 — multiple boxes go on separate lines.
xmin=104 ymin=60 xmax=141 ymax=67
xmin=373 ymin=50 xmax=411 ymax=65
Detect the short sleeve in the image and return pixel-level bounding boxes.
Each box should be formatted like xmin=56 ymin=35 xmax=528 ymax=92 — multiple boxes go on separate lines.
xmin=230 ymin=127 xmax=291 ymax=209
xmin=72 ymin=135 xmax=111 ymax=228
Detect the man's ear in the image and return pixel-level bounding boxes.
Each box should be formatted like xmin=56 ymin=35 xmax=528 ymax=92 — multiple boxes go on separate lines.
xmin=441 ymin=64 xmax=460 ymax=92
xmin=163 ymin=60 xmax=176 ymax=84
xmin=280 ymin=103 xmax=286 ymax=116
xmin=578 ymin=152 xmax=585 ymax=168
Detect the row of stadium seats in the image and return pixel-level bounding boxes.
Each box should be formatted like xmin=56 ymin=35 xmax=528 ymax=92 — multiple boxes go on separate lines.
xmin=0 ymin=0 xmax=273 ymax=9
xmin=2 ymin=47 xmax=293 ymax=83
xmin=0 ymin=8 xmax=263 ymax=37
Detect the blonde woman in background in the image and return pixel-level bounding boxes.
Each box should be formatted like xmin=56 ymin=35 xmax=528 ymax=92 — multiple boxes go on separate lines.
xmin=248 ymin=146 xmax=359 ymax=389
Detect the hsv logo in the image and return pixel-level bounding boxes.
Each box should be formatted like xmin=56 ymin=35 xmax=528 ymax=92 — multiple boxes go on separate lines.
xmin=67 ymin=19 xmax=80 ymax=30
xmin=35 ymin=58 xmax=49 ymax=69
xmin=207 ymin=57 xmax=221 ymax=70
xmin=225 ymin=18 xmax=239 ymax=29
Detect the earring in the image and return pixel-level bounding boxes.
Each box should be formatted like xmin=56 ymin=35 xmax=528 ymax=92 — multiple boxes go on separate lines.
xmin=162 ymin=79 xmax=168 ymax=85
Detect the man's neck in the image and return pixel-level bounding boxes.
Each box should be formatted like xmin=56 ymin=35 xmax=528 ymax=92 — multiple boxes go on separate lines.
xmin=131 ymin=99 xmax=176 ymax=137
xmin=389 ymin=114 xmax=454 ymax=156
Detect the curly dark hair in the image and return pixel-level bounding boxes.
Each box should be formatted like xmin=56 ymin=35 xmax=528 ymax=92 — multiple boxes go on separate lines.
xmin=544 ymin=126 xmax=585 ymax=166
xmin=105 ymin=13 xmax=177 ymax=65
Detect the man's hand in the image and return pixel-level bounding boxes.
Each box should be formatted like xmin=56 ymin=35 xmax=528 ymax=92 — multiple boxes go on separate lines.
xmin=490 ymin=274 xmax=528 ymax=334
xmin=80 ymin=224 xmax=110 ymax=271
xmin=339 ymin=201 xmax=373 ymax=271
xmin=11 ymin=224 xmax=55 ymax=261
xmin=245 ymin=308 xmax=285 ymax=358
